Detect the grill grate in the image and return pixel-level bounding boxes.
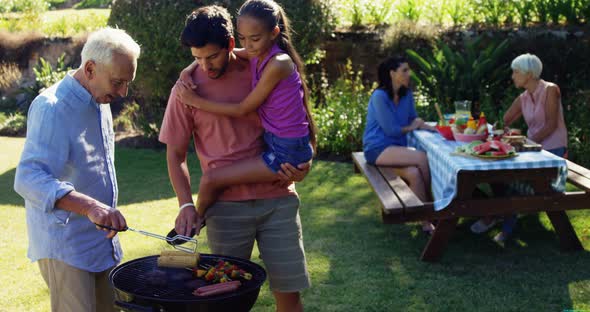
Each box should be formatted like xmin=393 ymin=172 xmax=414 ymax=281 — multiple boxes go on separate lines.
xmin=111 ymin=255 xmax=266 ymax=302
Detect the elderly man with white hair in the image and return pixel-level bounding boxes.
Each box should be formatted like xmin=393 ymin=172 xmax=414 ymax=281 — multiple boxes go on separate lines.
xmin=14 ymin=27 xmax=140 ymax=312
xmin=470 ymin=53 xmax=568 ymax=242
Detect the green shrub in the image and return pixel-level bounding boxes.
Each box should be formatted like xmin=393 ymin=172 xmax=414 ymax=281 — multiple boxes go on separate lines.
xmin=313 ymin=60 xmax=375 ymax=155
xmin=9 ymin=0 xmax=49 ymax=13
xmin=0 ymin=112 xmax=27 ymax=136
xmin=108 ymin=0 xmax=336 ymax=138
xmin=514 ymin=0 xmax=535 ymax=26
xmin=446 ymin=0 xmax=473 ymax=26
xmin=47 ymin=0 xmax=66 ymax=9
xmin=0 ymin=96 xmax=19 ymax=114
xmin=564 ymin=93 xmax=590 ymax=167
xmin=407 ymin=36 xmax=510 ymax=115
xmin=113 ymin=100 xmax=140 ymax=131
xmin=0 ymin=1 xmax=12 ymax=13
xmin=0 ymin=63 xmax=22 ymax=94
xmin=396 ymin=0 xmax=423 ymax=22
xmin=19 ymin=53 xmax=72 ymax=112
xmin=74 ymin=0 xmax=112 ymax=9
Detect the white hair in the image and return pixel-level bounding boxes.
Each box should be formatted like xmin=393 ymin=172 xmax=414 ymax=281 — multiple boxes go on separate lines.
xmin=80 ymin=27 xmax=141 ymax=67
xmin=511 ymin=53 xmax=543 ymax=79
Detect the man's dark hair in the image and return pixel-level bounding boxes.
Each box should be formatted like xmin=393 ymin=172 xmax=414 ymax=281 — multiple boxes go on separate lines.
xmin=180 ymin=6 xmax=233 ymax=49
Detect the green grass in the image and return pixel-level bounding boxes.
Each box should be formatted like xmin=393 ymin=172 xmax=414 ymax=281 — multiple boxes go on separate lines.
xmin=2 ymin=136 xmax=590 ymax=311
xmin=0 ymin=8 xmax=109 ymax=36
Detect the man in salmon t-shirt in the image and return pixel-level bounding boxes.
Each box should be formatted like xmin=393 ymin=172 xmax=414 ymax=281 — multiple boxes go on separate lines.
xmin=158 ymin=6 xmax=311 ymax=312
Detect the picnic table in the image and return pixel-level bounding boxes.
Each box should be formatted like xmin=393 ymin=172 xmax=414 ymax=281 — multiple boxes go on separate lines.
xmin=353 ymin=127 xmax=590 ymax=262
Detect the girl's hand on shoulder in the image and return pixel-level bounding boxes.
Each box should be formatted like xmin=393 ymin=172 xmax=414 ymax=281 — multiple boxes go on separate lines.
xmin=179 ymin=61 xmax=198 ymax=90
xmin=176 ymin=80 xmax=200 ymax=109
xmin=179 ymin=70 xmax=197 ymax=90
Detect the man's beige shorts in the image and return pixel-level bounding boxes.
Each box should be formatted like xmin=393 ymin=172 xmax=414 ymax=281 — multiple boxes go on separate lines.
xmin=205 ymin=195 xmax=311 ymax=293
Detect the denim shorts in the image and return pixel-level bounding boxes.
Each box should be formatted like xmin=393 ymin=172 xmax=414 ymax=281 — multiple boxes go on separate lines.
xmin=364 ymin=146 xmax=387 ymax=165
xmin=262 ymin=131 xmax=313 ymax=172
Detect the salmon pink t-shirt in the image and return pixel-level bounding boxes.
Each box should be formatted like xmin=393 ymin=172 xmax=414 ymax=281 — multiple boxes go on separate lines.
xmin=159 ymin=58 xmax=295 ymax=201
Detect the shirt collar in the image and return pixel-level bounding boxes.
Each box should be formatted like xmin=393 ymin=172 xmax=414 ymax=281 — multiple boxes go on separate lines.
xmin=64 ymin=70 xmax=99 ymax=108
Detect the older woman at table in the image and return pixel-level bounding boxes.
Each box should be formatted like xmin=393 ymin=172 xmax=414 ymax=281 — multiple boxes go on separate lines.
xmin=471 ymin=53 xmax=568 ymax=242
xmin=363 ymin=56 xmax=436 ymax=234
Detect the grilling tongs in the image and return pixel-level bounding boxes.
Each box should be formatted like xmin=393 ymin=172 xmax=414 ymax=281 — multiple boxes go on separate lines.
xmin=94 ymin=223 xmax=200 ymax=254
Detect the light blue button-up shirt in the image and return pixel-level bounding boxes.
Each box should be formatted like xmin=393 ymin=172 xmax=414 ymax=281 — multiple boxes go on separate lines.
xmin=14 ymin=72 xmax=122 ymax=272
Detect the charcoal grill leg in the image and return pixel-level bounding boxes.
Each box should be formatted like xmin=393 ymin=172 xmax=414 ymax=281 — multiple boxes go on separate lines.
xmin=420 ymin=218 xmax=458 ymax=262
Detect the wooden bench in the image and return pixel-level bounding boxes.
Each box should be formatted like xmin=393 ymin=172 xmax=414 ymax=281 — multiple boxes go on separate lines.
xmin=351 ymin=152 xmax=433 ymax=223
xmin=352 ymin=151 xmax=590 ymax=262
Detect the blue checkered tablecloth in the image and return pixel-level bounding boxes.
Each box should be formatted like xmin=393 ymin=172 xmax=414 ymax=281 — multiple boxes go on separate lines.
xmin=407 ymin=128 xmax=568 ymax=211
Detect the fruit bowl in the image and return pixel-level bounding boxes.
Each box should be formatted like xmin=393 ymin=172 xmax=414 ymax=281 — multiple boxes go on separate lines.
xmin=453 ymin=132 xmax=488 ymax=142
xmin=436 ymin=125 xmax=454 ymax=140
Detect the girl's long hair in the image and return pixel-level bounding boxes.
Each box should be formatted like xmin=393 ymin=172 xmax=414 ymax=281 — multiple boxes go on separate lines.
xmin=377 ymin=56 xmax=409 ymax=100
xmin=239 ymin=0 xmax=317 ymax=152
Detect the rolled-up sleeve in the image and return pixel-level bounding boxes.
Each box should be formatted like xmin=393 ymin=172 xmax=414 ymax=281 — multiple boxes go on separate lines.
xmin=14 ymin=98 xmax=74 ymax=213
xmin=372 ymin=91 xmax=402 ymax=137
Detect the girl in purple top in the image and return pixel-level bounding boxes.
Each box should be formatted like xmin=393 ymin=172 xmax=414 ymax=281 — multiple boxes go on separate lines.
xmin=176 ymin=0 xmax=316 ymax=216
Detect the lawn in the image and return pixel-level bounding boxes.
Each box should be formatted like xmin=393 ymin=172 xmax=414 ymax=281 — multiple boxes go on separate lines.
xmin=1 ymin=136 xmax=590 ymax=311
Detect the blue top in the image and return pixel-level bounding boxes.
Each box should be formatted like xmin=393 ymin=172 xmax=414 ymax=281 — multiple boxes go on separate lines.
xmin=14 ymin=73 xmax=122 ymax=272
xmin=363 ymin=88 xmax=417 ymax=153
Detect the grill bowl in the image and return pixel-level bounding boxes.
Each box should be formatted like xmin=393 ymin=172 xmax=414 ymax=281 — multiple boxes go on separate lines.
xmin=110 ymin=254 xmax=266 ymax=312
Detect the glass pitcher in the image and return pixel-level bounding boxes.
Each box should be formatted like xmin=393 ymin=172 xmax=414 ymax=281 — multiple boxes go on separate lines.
xmin=454 ymin=100 xmax=472 ymax=120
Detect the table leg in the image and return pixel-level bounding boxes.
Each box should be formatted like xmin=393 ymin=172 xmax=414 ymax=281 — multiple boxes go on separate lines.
xmin=420 ymin=218 xmax=459 ymax=262
xmin=546 ymin=211 xmax=584 ymax=252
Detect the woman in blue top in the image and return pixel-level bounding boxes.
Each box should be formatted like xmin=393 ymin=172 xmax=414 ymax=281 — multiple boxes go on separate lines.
xmin=363 ymin=56 xmax=436 ymax=234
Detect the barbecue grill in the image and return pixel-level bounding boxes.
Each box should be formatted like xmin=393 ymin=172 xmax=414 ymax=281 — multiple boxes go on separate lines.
xmin=110 ymin=254 xmax=267 ymax=312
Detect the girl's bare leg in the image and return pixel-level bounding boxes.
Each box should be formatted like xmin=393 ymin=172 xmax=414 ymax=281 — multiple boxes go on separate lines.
xmin=198 ymin=157 xmax=277 ymax=215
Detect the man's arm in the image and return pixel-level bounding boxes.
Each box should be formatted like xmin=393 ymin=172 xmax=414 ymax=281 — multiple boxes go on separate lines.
xmin=166 ymin=143 xmax=200 ymax=236
xmin=13 ymin=98 xmax=126 ymax=238
xmin=56 ymin=191 xmax=126 ymax=238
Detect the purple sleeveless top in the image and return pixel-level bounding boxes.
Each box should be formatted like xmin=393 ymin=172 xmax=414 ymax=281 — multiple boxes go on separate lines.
xmin=251 ymin=44 xmax=309 ymax=138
